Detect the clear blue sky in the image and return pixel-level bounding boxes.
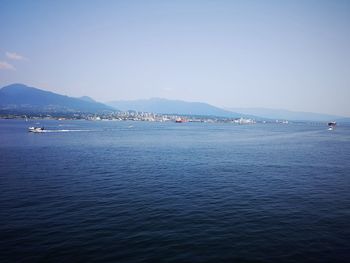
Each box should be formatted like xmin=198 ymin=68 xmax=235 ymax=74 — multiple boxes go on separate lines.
xmin=1 ymin=0 xmax=349 ymax=116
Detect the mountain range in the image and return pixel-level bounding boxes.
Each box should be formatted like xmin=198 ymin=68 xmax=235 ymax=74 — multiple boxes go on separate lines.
xmin=107 ymin=98 xmax=244 ymax=118
xmin=108 ymin=99 xmax=349 ymax=122
xmin=0 ymin=84 xmax=113 ymax=113
xmin=1 ymin=83 xmax=348 ymax=122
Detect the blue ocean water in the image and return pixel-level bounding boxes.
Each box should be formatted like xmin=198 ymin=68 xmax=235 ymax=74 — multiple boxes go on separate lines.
xmin=0 ymin=119 xmax=349 ymax=262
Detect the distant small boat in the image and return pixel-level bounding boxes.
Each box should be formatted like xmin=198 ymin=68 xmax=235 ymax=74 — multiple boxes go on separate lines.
xmin=28 ymin=127 xmax=45 ymax=133
xmin=328 ymin=122 xmax=336 ymax=131
xmin=175 ymin=118 xmax=186 ymax=123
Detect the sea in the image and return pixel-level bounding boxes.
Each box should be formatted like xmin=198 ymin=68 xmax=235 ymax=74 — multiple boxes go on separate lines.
xmin=0 ymin=119 xmax=349 ymax=263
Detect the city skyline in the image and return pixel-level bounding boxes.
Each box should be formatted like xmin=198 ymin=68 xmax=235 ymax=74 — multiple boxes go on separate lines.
xmin=1 ymin=0 xmax=350 ymax=116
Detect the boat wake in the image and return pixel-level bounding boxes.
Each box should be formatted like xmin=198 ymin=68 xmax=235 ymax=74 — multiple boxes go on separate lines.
xmin=28 ymin=126 xmax=94 ymax=133
xmin=43 ymin=129 xmax=92 ymax=133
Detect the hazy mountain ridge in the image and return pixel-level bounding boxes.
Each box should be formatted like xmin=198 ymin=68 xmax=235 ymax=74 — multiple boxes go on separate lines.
xmin=107 ymin=98 xmax=248 ymax=118
xmin=227 ymin=107 xmax=349 ymax=122
xmin=0 ymin=84 xmax=114 ymax=113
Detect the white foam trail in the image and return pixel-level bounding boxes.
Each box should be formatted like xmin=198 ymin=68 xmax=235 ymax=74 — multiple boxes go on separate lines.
xmin=43 ymin=129 xmax=93 ymax=133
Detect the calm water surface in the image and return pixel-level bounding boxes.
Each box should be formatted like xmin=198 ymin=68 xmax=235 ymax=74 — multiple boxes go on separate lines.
xmin=1 ymin=119 xmax=350 ymax=262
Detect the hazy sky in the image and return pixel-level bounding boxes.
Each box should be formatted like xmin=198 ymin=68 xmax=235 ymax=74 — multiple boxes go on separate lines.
xmin=1 ymin=0 xmax=349 ymax=116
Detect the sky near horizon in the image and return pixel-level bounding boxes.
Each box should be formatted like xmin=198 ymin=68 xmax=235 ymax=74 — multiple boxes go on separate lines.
xmin=0 ymin=0 xmax=349 ymax=116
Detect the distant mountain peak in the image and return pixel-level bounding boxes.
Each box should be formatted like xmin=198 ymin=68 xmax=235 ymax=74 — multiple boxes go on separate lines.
xmin=1 ymin=83 xmax=37 ymax=93
xmin=79 ymin=96 xmax=96 ymax=103
xmin=2 ymin=83 xmax=28 ymax=89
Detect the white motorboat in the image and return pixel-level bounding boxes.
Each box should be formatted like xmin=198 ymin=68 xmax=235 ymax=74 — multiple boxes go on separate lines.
xmin=28 ymin=127 xmax=45 ymax=133
xmin=328 ymin=122 xmax=336 ymax=131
